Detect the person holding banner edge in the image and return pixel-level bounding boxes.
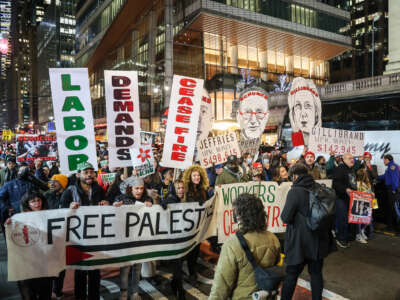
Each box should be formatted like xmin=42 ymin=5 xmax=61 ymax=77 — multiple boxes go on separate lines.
xmin=61 ymin=162 xmax=108 ymax=300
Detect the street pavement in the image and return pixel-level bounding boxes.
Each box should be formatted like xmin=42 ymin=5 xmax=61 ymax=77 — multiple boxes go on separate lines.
xmin=1 ymin=231 xmax=399 ymax=300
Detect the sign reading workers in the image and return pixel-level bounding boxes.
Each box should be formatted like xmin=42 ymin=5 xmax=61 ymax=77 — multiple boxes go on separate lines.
xmin=215 ymin=181 xmax=288 ymax=243
xmin=104 ymin=71 xmax=141 ymax=169
xmin=161 ymin=75 xmax=204 ymax=169
xmin=308 ymin=127 xmax=365 ymax=156
xmin=49 ymin=68 xmax=97 ymax=174
xmin=197 ymin=133 xmax=241 ymax=168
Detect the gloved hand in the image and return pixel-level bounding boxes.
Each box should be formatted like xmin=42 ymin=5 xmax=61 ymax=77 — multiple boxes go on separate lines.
xmin=161 ymin=201 xmax=168 ymax=210
xmin=198 ymin=199 xmax=204 ymax=206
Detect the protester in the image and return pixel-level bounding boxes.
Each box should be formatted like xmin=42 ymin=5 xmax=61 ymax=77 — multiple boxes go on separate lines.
xmin=281 ymin=163 xmax=336 ymax=300
xmin=303 ymin=151 xmax=322 ymax=180
xmin=114 ymin=177 xmax=153 ymax=300
xmin=48 ymin=161 xmax=60 ymax=178
xmin=216 ymin=155 xmax=249 ymax=185
xmin=61 ymin=162 xmax=108 ymax=300
xmin=332 ymin=153 xmax=357 ymax=248
xmin=182 ymin=164 xmax=210 ymax=283
xmin=315 ymin=156 xmax=328 ymax=179
xmin=273 ymin=166 xmax=289 ymax=184
xmin=209 ymin=193 xmax=281 ymax=299
xmin=360 ymin=152 xmax=378 ymax=188
xmin=377 ymin=154 xmax=400 ymax=232
xmin=34 ymin=158 xmax=48 ymax=182
xmin=355 ymin=168 xmax=374 ymax=243
xmin=326 ymin=152 xmax=342 ymax=178
xmin=5 ymin=191 xmax=53 ymax=300
xmin=0 ymin=156 xmax=17 ymax=187
xmin=106 ymin=169 xmax=126 ymax=203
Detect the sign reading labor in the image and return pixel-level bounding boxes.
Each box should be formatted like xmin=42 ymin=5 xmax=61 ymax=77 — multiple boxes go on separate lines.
xmin=130 ymin=145 xmax=155 ymax=178
xmin=308 ymin=127 xmax=365 ymax=156
xmin=239 ymin=137 xmax=260 ymax=158
xmin=236 ymin=87 xmax=269 ymax=140
xmin=197 ymin=132 xmax=241 ymax=168
xmin=196 ymin=88 xmax=214 ymax=142
xmin=215 ymin=181 xmax=288 ymax=243
xmin=288 ymin=77 xmax=322 ymax=146
xmin=348 ymin=191 xmax=373 ymax=224
xmin=49 ymin=68 xmax=97 ymax=174
xmin=16 ymin=135 xmax=57 ymax=162
xmin=104 ymin=71 xmax=141 ymax=169
xmin=161 ymin=75 xmax=203 ymax=169
xmin=6 ymin=200 xmax=216 ymax=281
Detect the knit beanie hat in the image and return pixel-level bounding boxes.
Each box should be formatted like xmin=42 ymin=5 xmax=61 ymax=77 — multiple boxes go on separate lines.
xmin=120 ymin=176 xmax=144 ymax=194
xmin=50 ymin=174 xmax=68 ymax=189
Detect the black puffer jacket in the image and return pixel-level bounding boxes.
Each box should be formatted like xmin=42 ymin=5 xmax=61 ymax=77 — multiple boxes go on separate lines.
xmin=61 ymin=180 xmax=106 ymax=208
xmin=281 ymin=174 xmax=336 ymax=265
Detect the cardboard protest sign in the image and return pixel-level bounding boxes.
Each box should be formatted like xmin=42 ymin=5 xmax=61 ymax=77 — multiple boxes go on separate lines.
xmin=196 ymin=88 xmax=214 ymax=141
xmin=16 ymin=135 xmax=57 ymax=162
xmin=130 ymin=145 xmax=155 ymax=178
xmin=100 ymin=173 xmax=116 ymax=186
xmin=197 ymin=132 xmax=241 ymax=168
xmin=239 ymin=137 xmax=260 ymax=157
xmin=308 ymin=127 xmax=365 ymax=156
xmin=104 ymin=71 xmax=141 ymax=169
xmin=140 ymin=131 xmax=156 ymax=146
xmin=6 ymin=200 xmax=216 ymax=281
xmin=348 ymin=191 xmax=373 ymax=224
xmin=215 ymin=181 xmax=287 ymax=243
xmin=49 ymin=68 xmax=97 ymax=174
xmin=161 ymin=75 xmax=204 ymax=169
xmin=288 ymin=77 xmax=322 ymax=145
xmin=99 ymin=160 xmax=108 ymax=168
xmin=236 ymin=88 xmax=269 ymax=140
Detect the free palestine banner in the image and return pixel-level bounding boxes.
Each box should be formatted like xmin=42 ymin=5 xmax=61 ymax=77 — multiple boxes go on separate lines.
xmin=6 ymin=200 xmax=216 ymax=281
xmin=49 ymin=68 xmax=97 ymax=174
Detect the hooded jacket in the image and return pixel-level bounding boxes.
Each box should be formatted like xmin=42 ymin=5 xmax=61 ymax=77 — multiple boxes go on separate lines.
xmin=209 ymin=231 xmax=280 ymax=300
xmin=215 ymin=167 xmax=249 ymax=185
xmin=61 ymin=179 xmax=106 ymax=208
xmin=0 ymin=178 xmax=33 ymax=221
xmin=281 ymin=174 xmax=336 ymax=265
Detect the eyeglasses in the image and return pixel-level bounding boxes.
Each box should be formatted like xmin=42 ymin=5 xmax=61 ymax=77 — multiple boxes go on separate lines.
xmin=239 ymin=111 xmax=267 ymax=120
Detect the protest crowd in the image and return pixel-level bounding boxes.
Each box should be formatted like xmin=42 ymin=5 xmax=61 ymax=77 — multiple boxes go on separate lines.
xmin=0 ymin=73 xmax=399 ymax=300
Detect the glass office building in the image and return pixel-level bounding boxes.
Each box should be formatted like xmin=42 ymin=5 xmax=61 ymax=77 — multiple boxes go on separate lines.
xmin=84 ymin=0 xmax=351 ymax=137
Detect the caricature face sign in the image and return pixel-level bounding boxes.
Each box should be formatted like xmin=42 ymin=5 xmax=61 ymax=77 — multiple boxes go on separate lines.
xmin=236 ymin=89 xmax=269 ymax=140
xmin=288 ymin=77 xmax=322 ymax=137
xmin=196 ymin=89 xmax=214 ymax=141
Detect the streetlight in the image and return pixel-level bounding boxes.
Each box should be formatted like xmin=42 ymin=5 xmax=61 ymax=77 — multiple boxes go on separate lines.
xmin=372 ymin=14 xmax=380 ymax=77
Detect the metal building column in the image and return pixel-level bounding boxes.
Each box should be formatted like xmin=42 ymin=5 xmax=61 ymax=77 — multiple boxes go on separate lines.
xmin=164 ymin=0 xmax=174 ymax=108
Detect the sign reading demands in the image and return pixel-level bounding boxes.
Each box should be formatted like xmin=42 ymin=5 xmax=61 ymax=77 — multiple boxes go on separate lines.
xmin=49 ymin=68 xmax=97 ymax=174
xmin=197 ymin=133 xmax=241 ymax=168
xmin=308 ymin=127 xmax=365 ymax=156
xmin=348 ymin=191 xmax=373 ymax=224
xmin=104 ymin=71 xmax=141 ymax=169
xmin=16 ymin=135 xmax=57 ymax=162
xmin=161 ymin=75 xmax=204 ymax=169
xmin=239 ymin=137 xmax=260 ymax=157
xmin=130 ymin=145 xmax=155 ymax=178
xmin=6 ymin=201 xmax=216 ymax=281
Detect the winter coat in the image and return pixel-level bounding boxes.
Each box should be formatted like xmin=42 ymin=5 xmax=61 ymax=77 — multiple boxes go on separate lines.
xmin=0 ymin=178 xmax=33 ymax=221
xmin=281 ymin=174 xmax=336 ymax=266
xmin=61 ymin=180 xmax=106 ymax=208
xmin=44 ymin=190 xmax=64 ymax=209
xmin=333 ymin=163 xmax=357 ymax=201
xmin=0 ymin=167 xmax=17 ymax=187
xmin=209 ymin=231 xmax=280 ymax=300
xmin=114 ymin=193 xmax=152 ymax=205
xmin=215 ymin=167 xmax=249 ymax=185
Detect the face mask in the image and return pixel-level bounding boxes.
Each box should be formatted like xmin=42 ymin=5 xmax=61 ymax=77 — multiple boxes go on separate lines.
xmin=247 ymin=158 xmax=252 ymax=164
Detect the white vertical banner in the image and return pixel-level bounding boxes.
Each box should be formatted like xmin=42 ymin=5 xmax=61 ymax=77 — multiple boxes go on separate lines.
xmin=104 ymin=71 xmax=141 ymax=168
xmin=161 ymin=75 xmax=204 ymax=169
xmin=49 ymin=68 xmax=97 ymax=175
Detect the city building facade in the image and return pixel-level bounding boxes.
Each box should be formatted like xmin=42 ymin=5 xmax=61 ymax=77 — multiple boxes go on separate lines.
xmin=330 ymin=0 xmax=388 ymax=83
xmin=84 ymin=0 xmax=351 ymax=141
xmin=37 ymin=0 xmax=76 ymax=127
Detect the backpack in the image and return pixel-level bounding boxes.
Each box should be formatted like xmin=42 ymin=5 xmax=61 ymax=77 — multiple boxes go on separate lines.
xmin=299 ymin=182 xmax=336 ymax=231
xmin=236 ymin=232 xmax=285 ymax=296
